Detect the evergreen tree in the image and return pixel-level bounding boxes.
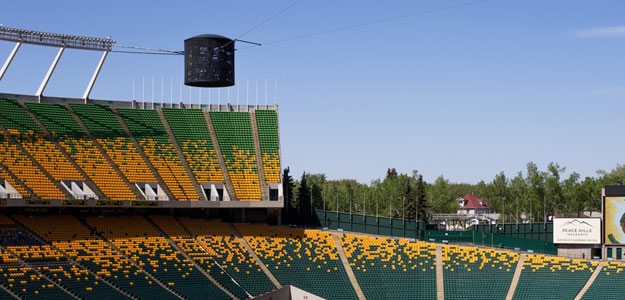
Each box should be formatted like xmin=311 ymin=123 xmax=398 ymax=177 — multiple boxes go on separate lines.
xmin=281 ymin=167 xmax=295 ymax=223
xmin=297 ymin=172 xmax=312 ymax=223
xmin=415 ymin=174 xmax=429 ymax=223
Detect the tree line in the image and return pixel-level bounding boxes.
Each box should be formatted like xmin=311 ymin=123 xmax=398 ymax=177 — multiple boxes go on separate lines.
xmin=281 ymin=162 xmax=625 ymax=223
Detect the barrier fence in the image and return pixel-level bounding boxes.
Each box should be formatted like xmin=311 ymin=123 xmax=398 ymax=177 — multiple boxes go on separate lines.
xmin=307 ymin=210 xmax=557 ymax=255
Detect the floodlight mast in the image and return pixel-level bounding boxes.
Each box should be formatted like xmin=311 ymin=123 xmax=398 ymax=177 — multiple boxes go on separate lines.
xmin=0 ymin=26 xmax=116 ymax=102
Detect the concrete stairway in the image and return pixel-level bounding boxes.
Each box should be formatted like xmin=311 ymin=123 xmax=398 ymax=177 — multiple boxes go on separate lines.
xmin=157 ymin=110 xmax=207 ymax=201
xmin=228 ymin=223 xmax=282 ymax=288
xmin=65 ymin=104 xmax=143 ymax=200
xmin=331 ymin=233 xmax=367 ymax=300
xmin=110 ymin=107 xmax=176 ymax=201
xmin=21 ymin=102 xmax=106 ymax=200
xmin=436 ymin=245 xmax=445 ymax=300
xmin=574 ymin=261 xmax=605 ymax=300
xmin=204 ymin=112 xmax=238 ymax=201
xmin=249 ymin=112 xmax=269 ymax=201
xmin=505 ymin=254 xmax=526 ymax=300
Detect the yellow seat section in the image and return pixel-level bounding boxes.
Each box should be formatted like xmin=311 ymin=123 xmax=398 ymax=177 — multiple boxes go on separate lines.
xmin=85 ymin=215 xmax=228 ymax=299
xmin=176 ymin=217 xmax=275 ymax=295
xmin=0 ymin=100 xmax=67 ymax=199
xmin=210 ymin=112 xmax=261 ymax=201
xmin=29 ymin=103 xmax=134 ymax=200
xmin=117 ymin=108 xmax=198 ymax=201
xmin=15 ymin=215 xmax=176 ymax=299
xmin=68 ymin=104 xmax=156 ymax=185
xmin=0 ymin=166 xmax=30 ymax=198
xmin=162 ymin=109 xmax=224 ymax=184
xmin=0 ymin=100 xmax=84 ymax=186
xmin=0 ymin=134 xmax=64 ymax=199
xmin=340 ymin=234 xmax=437 ymax=299
xmin=234 ymin=223 xmax=358 ymax=298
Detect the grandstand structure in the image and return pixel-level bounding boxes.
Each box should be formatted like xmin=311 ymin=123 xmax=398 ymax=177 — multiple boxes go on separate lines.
xmin=1 ymin=26 xmax=621 ymax=300
xmin=0 ymin=213 xmax=617 ymax=299
xmin=0 ymin=95 xmax=283 ymax=213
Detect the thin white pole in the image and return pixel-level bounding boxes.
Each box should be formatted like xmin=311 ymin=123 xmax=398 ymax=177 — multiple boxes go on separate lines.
xmin=274 ymin=80 xmax=277 ymax=104
xmin=142 ymin=75 xmax=145 ymax=109
xmin=246 ymin=80 xmax=249 ymax=106
xmin=265 ymin=79 xmax=268 ymax=106
xmin=0 ymin=42 xmax=21 ymax=82
xmin=218 ymin=89 xmax=221 ymax=106
xmin=236 ymin=81 xmax=239 ymax=106
xmin=82 ymin=50 xmax=108 ymax=101
xmin=208 ymin=89 xmax=211 ymax=107
xmin=227 ymin=86 xmax=230 ymax=104
xmin=188 ymin=86 xmax=192 ymax=107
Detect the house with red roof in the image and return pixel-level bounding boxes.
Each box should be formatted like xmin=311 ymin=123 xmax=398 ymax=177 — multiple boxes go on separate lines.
xmin=457 ymin=193 xmax=492 ymax=216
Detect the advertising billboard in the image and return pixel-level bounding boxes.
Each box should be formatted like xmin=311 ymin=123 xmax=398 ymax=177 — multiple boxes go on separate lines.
xmin=605 ymin=196 xmax=625 ymax=244
xmin=553 ymin=218 xmax=601 ymax=244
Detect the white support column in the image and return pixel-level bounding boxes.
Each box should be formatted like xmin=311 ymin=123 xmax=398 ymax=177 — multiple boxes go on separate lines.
xmin=0 ymin=42 xmax=21 ymax=82
xmin=82 ymin=50 xmax=108 ymax=102
xmin=37 ymin=47 xmax=65 ymax=101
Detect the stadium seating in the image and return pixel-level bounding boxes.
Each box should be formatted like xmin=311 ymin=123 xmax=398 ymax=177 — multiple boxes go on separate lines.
xmin=235 ymin=223 xmax=358 ymax=299
xmin=0 ymin=246 xmax=70 ymax=299
xmin=513 ymin=254 xmax=596 ymax=300
xmin=85 ymin=215 xmax=230 ymax=299
xmin=28 ymin=102 xmax=134 ymax=200
xmin=581 ymin=262 xmax=625 ymax=299
xmin=15 ymin=215 xmax=178 ymax=300
xmin=210 ymin=112 xmax=261 ymax=201
xmin=69 ymin=103 xmax=157 ymax=188
xmin=340 ymin=233 xmax=437 ymax=299
xmin=7 ymin=244 xmax=127 ymax=299
xmin=2 ymin=215 xmax=125 ymax=299
xmin=162 ymin=109 xmax=224 ymax=184
xmin=0 ymin=167 xmax=29 ymax=198
xmin=117 ymin=108 xmax=198 ymax=201
xmin=0 ymin=100 xmax=83 ymax=185
xmin=178 ymin=217 xmax=276 ymax=296
xmin=150 ymin=215 xmax=251 ymax=298
xmin=0 ymin=99 xmax=66 ymax=199
xmin=443 ymin=244 xmax=518 ymax=299
xmin=255 ymin=110 xmax=281 ymax=183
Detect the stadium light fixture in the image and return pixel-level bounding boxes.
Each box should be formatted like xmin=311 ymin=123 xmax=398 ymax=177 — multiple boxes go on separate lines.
xmin=0 ymin=25 xmax=115 ymax=51
xmin=0 ymin=26 xmax=115 ymax=101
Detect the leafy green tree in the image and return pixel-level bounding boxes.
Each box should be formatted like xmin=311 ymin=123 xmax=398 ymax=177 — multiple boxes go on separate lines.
xmin=304 ymin=173 xmax=326 ymax=209
xmin=526 ymin=162 xmax=546 ymax=222
xmin=509 ymin=171 xmax=528 ymax=223
xmin=545 ymin=162 xmax=565 ymax=219
xmin=488 ymin=171 xmax=509 ymax=222
xmin=427 ymin=176 xmax=456 ymax=213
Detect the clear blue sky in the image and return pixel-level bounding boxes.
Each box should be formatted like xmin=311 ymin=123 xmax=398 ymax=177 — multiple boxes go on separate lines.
xmin=1 ymin=0 xmax=624 ymax=185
